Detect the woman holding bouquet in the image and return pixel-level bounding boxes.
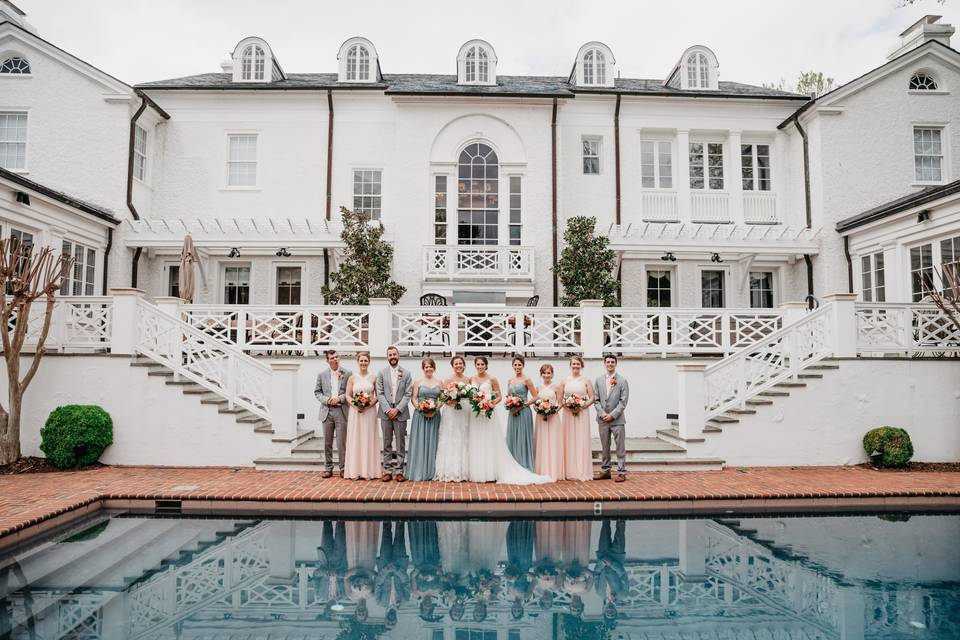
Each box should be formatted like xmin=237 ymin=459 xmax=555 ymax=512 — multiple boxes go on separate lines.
xmin=534 ymin=364 xmax=565 ymax=481
xmin=344 ymin=351 xmax=381 ymax=480
xmin=407 ymin=357 xmax=442 ymax=481
xmin=435 ymin=355 xmax=471 ymax=481
xmin=561 ymin=356 xmax=595 ymax=481
xmin=504 ymin=356 xmax=538 ymax=471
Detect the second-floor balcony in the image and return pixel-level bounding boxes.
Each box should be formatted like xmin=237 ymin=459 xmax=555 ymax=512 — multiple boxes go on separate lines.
xmin=641 ymin=191 xmax=779 ymax=224
xmin=423 ymin=245 xmax=534 ymax=282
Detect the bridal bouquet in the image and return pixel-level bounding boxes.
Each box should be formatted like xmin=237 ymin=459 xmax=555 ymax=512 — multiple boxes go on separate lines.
xmin=533 ymin=397 xmax=559 ymax=418
xmin=351 ymin=391 xmax=373 ymax=409
xmin=469 ymin=392 xmax=497 ymax=418
xmin=439 ymin=381 xmax=471 ymax=410
xmin=563 ymin=393 xmax=590 ymax=413
xmin=417 ymin=398 xmax=439 ymax=418
xmin=504 ymin=394 xmax=525 ymax=413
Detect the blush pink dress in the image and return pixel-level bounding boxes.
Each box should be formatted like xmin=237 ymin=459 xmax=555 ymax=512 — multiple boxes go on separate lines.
xmin=534 ymin=383 xmax=565 ymax=481
xmin=344 ymin=372 xmax=382 ymax=480
xmin=561 ymin=376 xmax=593 ymax=481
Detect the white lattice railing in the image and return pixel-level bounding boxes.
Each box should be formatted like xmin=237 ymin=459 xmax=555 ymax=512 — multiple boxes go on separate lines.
xmin=641 ymin=191 xmax=680 ymax=222
xmin=743 ymin=192 xmax=778 ymax=224
xmin=855 ymin=303 xmax=960 ymax=355
xmin=691 ymin=192 xmax=730 ymax=223
xmin=702 ymin=304 xmax=833 ymax=420
xmin=6 ymin=296 xmax=113 ymax=352
xmin=136 ymin=299 xmax=272 ymax=420
xmin=604 ymin=309 xmax=784 ymax=356
xmin=422 ymin=245 xmax=534 ymax=281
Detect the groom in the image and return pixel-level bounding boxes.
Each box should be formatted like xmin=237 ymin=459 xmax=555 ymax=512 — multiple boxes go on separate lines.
xmin=593 ymin=353 xmax=629 ymax=482
xmin=315 ymin=350 xmax=351 ymax=478
xmin=376 ymin=345 xmax=412 ymax=482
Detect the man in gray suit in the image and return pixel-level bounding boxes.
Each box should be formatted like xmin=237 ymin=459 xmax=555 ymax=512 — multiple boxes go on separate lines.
xmin=593 ymin=353 xmax=629 ymax=482
xmin=375 ymin=345 xmax=412 ymax=482
xmin=314 ymin=350 xmax=351 ymax=478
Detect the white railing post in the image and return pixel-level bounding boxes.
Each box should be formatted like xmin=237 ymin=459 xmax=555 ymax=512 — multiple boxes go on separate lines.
xmin=513 ymin=309 xmax=525 ymax=353
xmin=676 ymin=363 xmax=707 ymax=440
xmin=658 ymin=310 xmax=669 ymax=358
xmin=154 ymin=296 xmax=183 ymax=320
xmin=155 ymin=297 xmax=184 ymax=379
xmin=235 ymin=308 xmax=247 ymax=351
xmin=108 ymin=288 xmax=145 ymax=355
xmin=270 ymin=362 xmax=300 ymax=440
xmin=579 ymin=300 xmax=604 ymax=359
xmin=902 ymin=307 xmax=915 ymax=356
xmin=778 ymin=300 xmax=809 ymax=328
xmin=47 ymin=299 xmax=67 ymax=351
xmin=719 ymin=313 xmax=731 ymax=355
xmin=823 ymin=293 xmax=858 ymax=358
xmin=368 ymin=298 xmax=392 ymax=355
xmin=226 ymin=355 xmax=237 ymax=410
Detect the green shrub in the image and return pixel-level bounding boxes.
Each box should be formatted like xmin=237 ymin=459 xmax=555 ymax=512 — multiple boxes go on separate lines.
xmin=40 ymin=405 xmax=113 ymax=469
xmin=862 ymin=427 xmax=913 ymax=469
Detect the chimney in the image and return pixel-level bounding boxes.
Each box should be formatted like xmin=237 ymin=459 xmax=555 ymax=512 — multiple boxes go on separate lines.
xmin=888 ymin=15 xmax=954 ymax=60
xmin=0 ymin=0 xmax=36 ymax=34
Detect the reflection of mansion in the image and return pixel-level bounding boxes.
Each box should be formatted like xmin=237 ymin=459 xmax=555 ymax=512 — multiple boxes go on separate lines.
xmin=0 ymin=2 xmax=958 ymax=469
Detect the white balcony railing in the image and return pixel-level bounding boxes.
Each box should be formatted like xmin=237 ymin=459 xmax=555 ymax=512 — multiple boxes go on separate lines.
xmin=744 ymin=192 xmax=778 ymax=223
xmin=690 ymin=192 xmax=730 ymax=223
xmin=422 ymin=245 xmax=534 ymax=281
xmin=641 ymin=191 xmax=679 ymax=222
xmin=6 ymin=296 xmax=113 ymax=352
xmin=855 ymin=303 xmax=960 ymax=355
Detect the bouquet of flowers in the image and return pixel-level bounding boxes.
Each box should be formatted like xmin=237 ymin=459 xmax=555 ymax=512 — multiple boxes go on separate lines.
xmin=469 ymin=392 xmax=497 ymax=418
xmin=439 ymin=381 xmax=472 ymax=410
xmin=563 ymin=393 xmax=590 ymax=413
xmin=533 ymin=397 xmax=560 ymax=418
xmin=504 ymin=394 xmax=525 ymax=413
xmin=417 ymin=397 xmax=439 ymax=418
xmin=351 ymin=391 xmax=373 ymax=409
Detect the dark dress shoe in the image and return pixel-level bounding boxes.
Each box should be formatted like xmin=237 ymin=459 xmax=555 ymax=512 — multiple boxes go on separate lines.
xmin=394 ymin=474 xmax=407 ymax=483
xmin=596 ymin=471 xmax=612 ymax=480
xmin=321 ymin=470 xmax=332 ymax=479
xmin=615 ymin=473 xmax=627 ymax=483
xmin=382 ymin=473 xmax=393 ymax=482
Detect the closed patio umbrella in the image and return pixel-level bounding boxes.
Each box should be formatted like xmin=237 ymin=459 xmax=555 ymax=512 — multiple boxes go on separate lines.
xmin=178 ymin=235 xmax=197 ymax=302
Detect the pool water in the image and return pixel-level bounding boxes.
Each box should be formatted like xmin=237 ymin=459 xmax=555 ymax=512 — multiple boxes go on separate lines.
xmin=0 ymin=513 xmax=957 ymax=639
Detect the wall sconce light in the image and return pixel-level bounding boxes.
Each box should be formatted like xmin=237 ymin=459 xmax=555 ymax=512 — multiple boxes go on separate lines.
xmin=660 ymin=252 xmax=676 ymax=262
xmin=227 ymin=247 xmax=241 ymax=258
xmin=276 ymin=248 xmax=291 ymax=257
xmin=710 ymin=252 xmax=723 ymax=263
xmin=917 ymin=209 xmax=931 ymax=223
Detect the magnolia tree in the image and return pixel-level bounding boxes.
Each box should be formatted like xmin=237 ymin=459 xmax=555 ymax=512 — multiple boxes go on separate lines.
xmin=0 ymin=239 xmax=72 ymax=465
xmin=322 ymin=207 xmax=406 ymax=305
xmin=554 ymin=215 xmax=619 ymax=307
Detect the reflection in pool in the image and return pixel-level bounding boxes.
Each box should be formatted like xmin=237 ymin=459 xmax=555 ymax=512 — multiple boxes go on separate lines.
xmin=1 ymin=514 xmax=958 ymax=639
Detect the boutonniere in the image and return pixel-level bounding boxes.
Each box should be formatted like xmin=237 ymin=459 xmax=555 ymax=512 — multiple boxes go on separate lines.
xmin=396 ymin=370 xmax=403 ymax=380
xmin=609 ymin=376 xmax=617 ymax=386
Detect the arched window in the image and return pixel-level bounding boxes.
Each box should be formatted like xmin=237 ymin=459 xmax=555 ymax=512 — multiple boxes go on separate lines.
xmin=347 ymin=45 xmax=370 ymax=81
xmin=582 ymin=48 xmax=606 ymax=85
xmin=457 ymin=143 xmax=499 ymax=245
xmin=0 ymin=56 xmax=30 ymax=74
xmin=465 ymin=47 xmax=477 ymax=83
xmin=477 ymin=47 xmax=488 ymax=83
xmin=909 ymin=72 xmax=938 ymax=91
xmin=463 ymin=45 xmax=490 ymax=83
xmin=240 ymin=45 xmax=265 ymax=81
xmin=687 ymin=52 xmax=708 ymax=88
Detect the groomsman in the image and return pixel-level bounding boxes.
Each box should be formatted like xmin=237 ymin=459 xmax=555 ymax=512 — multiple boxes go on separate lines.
xmin=315 ymin=350 xmax=351 ymax=478
xmin=376 ymin=345 xmax=412 ymax=482
xmin=593 ymin=353 xmax=629 ymax=482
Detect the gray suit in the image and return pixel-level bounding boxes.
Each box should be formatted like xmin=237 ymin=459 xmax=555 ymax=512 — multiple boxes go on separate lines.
xmin=593 ymin=372 xmax=629 ymax=474
xmin=315 ymin=366 xmax=351 ymax=472
xmin=376 ymin=366 xmax=413 ymax=474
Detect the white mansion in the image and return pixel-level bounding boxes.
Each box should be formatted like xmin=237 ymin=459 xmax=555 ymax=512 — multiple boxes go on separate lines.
xmin=0 ymin=2 xmax=958 ymax=469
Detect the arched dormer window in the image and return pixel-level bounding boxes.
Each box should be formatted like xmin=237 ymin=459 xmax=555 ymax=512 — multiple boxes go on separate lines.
xmin=909 ymin=71 xmax=938 ymax=91
xmin=572 ymin=42 xmax=615 ymax=88
xmin=0 ymin=56 xmax=30 ymax=74
xmin=229 ymin=37 xmax=283 ymax=83
xmin=687 ymin=52 xmax=708 ymax=88
xmin=346 ymin=45 xmax=370 ymax=81
xmin=673 ymin=46 xmax=718 ymax=90
xmin=337 ymin=37 xmax=379 ymax=83
xmin=241 ymin=45 xmax=265 ymax=81
xmin=457 ymin=40 xmax=496 ymax=86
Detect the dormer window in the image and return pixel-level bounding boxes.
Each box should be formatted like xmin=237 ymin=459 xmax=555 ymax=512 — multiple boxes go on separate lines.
xmin=571 ymin=42 xmax=615 ymax=88
xmin=583 ymin=49 xmax=606 ymax=85
xmin=346 ymin=44 xmax=370 ymax=81
xmin=0 ymin=56 xmax=30 ymax=74
xmin=670 ymin=46 xmax=719 ymax=91
xmin=338 ymin=37 xmax=380 ymax=83
xmin=909 ymin=71 xmax=938 ymax=91
xmin=457 ymin=40 xmax=497 ymax=86
xmin=241 ymin=45 xmax=265 ymax=81
xmin=687 ymin=52 xmax=708 ymax=88
xmin=229 ymin=37 xmax=283 ymax=83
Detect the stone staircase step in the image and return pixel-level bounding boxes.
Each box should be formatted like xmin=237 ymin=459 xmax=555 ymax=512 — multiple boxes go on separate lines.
xmin=130 ymin=361 xmax=163 ymax=368
xmin=797 ymin=373 xmax=823 ymax=379
xmin=745 ymin=398 xmax=774 ymax=406
xmin=703 ymin=424 xmax=723 ymax=433
xmin=254 ymin=423 xmax=274 ymax=434
xmin=774 ymin=381 xmax=806 ymax=388
xmin=147 ymin=370 xmax=174 ymax=377
xmin=271 ymin=429 xmax=315 ymax=445
xmin=164 ymin=379 xmax=198 ymax=387
xmin=237 ymin=415 xmax=265 ymax=424
xmin=218 ymin=407 xmax=246 ymax=415
xmin=726 ymin=408 xmax=757 ymax=415
xmin=182 ymin=387 xmax=212 ymax=395
xmin=200 ymin=397 xmax=228 ymax=405
xmin=758 ymin=390 xmax=790 ymax=397
xmin=709 ymin=415 xmax=739 ymax=424
xmin=807 ymin=363 xmax=840 ymax=370
xmin=656 ymin=428 xmax=704 ymax=444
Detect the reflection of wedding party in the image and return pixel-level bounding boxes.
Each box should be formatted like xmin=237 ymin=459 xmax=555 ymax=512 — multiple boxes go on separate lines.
xmin=315 ymin=347 xmax=632 ymax=483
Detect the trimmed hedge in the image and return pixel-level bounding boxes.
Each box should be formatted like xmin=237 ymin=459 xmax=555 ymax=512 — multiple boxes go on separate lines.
xmin=40 ymin=405 xmax=113 ymax=469
xmin=862 ymin=426 xmax=913 ymax=469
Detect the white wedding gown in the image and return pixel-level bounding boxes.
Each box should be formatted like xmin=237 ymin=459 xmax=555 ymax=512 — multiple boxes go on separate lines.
xmin=435 ymin=396 xmax=470 ymax=481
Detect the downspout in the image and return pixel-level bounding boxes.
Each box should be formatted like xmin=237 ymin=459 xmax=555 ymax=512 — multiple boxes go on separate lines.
xmin=792 ymin=113 xmax=816 ymax=308
xmin=127 ymin=96 xmax=147 ymax=287
xmin=614 ymin=94 xmax=622 ymax=304
xmin=551 ymin=98 xmax=559 ymax=307
xmin=323 ymin=89 xmax=334 ymax=298
xmin=843 ymin=235 xmax=854 ymax=293
xmin=101 ymin=227 xmax=112 ymax=295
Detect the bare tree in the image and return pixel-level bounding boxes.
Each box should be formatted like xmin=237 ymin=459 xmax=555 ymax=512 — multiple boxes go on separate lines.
xmin=0 ymin=239 xmax=72 ymax=465
xmin=923 ymin=262 xmax=960 ymax=337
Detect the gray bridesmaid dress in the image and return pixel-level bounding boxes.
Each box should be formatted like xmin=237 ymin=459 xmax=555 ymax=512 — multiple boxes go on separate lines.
xmin=505 ymin=383 xmax=535 ymax=471
xmin=407 ymin=384 xmax=442 ymax=481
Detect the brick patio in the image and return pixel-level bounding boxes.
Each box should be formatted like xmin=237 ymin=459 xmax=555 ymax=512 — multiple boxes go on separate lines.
xmin=1 ymin=465 xmax=958 ymax=544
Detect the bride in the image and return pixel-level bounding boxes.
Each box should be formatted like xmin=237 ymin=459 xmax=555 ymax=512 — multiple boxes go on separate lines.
xmin=467 ymin=356 xmax=551 ymax=485
xmin=434 ymin=355 xmax=471 ymax=482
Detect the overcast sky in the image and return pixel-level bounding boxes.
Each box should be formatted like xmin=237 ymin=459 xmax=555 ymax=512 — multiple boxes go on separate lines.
xmin=14 ymin=0 xmax=960 ymax=87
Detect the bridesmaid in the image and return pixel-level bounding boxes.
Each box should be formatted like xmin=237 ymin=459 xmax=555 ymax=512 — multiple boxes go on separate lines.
xmin=505 ymin=355 xmax=538 ymax=471
xmin=561 ymin=355 xmax=595 ymax=481
xmin=344 ymin=351 xmax=381 ymax=480
xmin=534 ymin=364 xmax=565 ymax=481
xmin=407 ymin=357 xmax=442 ymax=481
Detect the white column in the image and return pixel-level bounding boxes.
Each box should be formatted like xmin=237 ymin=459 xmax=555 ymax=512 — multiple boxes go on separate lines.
xmin=778 ymin=300 xmax=810 ymax=327
xmin=270 ymin=362 xmax=300 ymax=440
xmin=823 ymin=292 xmax=858 ymax=357
xmin=676 ymin=129 xmax=691 ymax=223
xmin=367 ymin=298 xmax=392 ymax=355
xmin=108 ymin=288 xmax=145 ymax=355
xmin=676 ymin=363 xmax=707 ymax=440
xmin=728 ymin=130 xmax=743 ymax=224
xmin=579 ymin=299 xmax=604 ymax=359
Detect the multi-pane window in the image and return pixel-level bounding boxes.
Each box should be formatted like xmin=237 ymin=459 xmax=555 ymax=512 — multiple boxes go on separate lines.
xmin=689 ymin=142 xmax=724 ymax=190
xmin=860 ymin=253 xmax=886 ymax=302
xmin=133 ymin=124 xmax=148 ymax=182
xmin=641 ymin=141 xmax=672 ymax=188
xmin=913 ymin=127 xmax=943 ymax=183
xmin=276 ymin=266 xmax=302 ymax=305
xmin=223 ymin=265 xmax=250 ymax=304
xmin=909 ymin=73 xmax=938 ymax=91
xmin=353 ymin=169 xmax=382 ymax=220
xmin=687 ymin=52 xmax=708 ymax=88
xmin=582 ymin=137 xmax=601 ymax=175
xmin=701 ymin=270 xmax=725 ymax=308
xmin=240 ymin=45 xmax=265 ymax=81
xmin=167 ymin=265 xmax=180 ymax=298
xmin=749 ymin=271 xmax=775 ymax=308
xmin=60 ymin=240 xmax=96 ymax=296
xmin=227 ymin=134 xmax=257 ymax=187
xmin=434 ymin=176 xmax=447 ymax=245
xmin=646 ymin=269 xmax=672 ymax=307
xmin=509 ymin=176 xmax=522 ymax=245
xmin=0 ymin=56 xmax=30 ymax=74
xmin=346 ymin=45 xmax=370 ymax=81
xmin=9 ymin=228 xmax=32 ymax=278
xmin=464 ymin=46 xmax=489 ymax=83
xmin=0 ymin=112 xmax=27 ymax=170
xmin=741 ymin=144 xmax=771 ymax=191
xmin=457 ymin=143 xmax=499 ymax=245
xmin=910 ymin=244 xmax=933 ymax=301
xmin=583 ymin=49 xmax=606 ymax=85
xmin=941 ymin=235 xmax=960 ymax=295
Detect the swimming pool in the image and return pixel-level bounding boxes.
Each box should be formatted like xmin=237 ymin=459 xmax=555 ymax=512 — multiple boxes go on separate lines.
xmin=1 ymin=513 xmax=957 ymax=639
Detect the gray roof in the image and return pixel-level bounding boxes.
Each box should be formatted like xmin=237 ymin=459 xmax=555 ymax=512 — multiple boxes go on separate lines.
xmin=836 ymin=178 xmax=960 ymax=233
xmin=138 ymin=72 xmax=806 ymax=100
xmin=0 ymin=168 xmax=119 ymax=225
